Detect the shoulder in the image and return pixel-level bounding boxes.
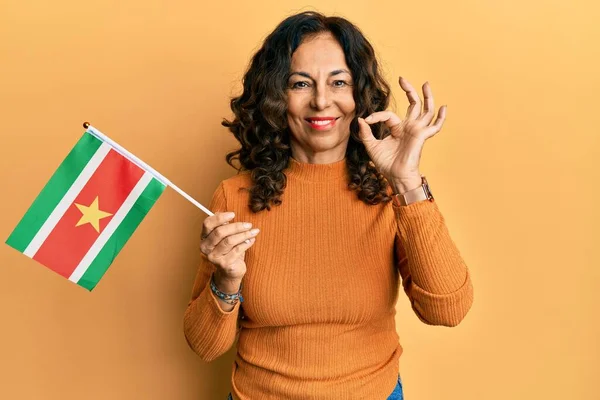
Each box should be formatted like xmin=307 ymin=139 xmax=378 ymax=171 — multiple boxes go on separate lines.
xmin=220 ymin=171 xmax=253 ymax=194
xmin=205 ymin=171 xmax=254 ymax=214
xmin=214 ymin=171 xmax=254 ymax=211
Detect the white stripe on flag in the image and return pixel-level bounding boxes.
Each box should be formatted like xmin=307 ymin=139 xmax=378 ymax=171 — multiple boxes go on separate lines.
xmin=68 ymin=172 xmax=154 ymax=283
xmin=24 ymin=142 xmax=112 ymax=258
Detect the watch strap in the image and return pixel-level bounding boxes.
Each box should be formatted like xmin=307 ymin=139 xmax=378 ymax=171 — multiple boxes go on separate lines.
xmin=391 ymin=176 xmax=434 ymax=207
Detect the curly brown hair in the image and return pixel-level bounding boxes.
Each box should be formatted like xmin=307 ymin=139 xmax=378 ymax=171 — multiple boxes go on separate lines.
xmin=222 ymin=11 xmax=394 ymax=213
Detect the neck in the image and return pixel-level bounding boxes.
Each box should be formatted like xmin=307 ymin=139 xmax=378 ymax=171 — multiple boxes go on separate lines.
xmin=285 ymin=155 xmax=348 ymax=182
xmin=289 ymin=153 xmax=346 ymax=164
xmin=289 ymin=140 xmax=348 ymax=165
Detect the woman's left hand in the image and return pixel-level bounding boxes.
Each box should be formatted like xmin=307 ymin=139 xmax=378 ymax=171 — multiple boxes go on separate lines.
xmin=357 ymin=76 xmax=447 ymax=191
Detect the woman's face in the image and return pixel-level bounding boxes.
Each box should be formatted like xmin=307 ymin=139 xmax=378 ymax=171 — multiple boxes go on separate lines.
xmin=286 ymin=32 xmax=356 ymax=163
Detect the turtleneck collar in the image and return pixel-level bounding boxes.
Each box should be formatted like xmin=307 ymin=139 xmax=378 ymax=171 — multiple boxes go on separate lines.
xmin=285 ymin=156 xmax=348 ymax=182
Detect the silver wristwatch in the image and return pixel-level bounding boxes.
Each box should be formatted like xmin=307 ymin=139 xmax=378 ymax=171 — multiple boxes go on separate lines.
xmin=391 ymin=176 xmax=434 ymax=207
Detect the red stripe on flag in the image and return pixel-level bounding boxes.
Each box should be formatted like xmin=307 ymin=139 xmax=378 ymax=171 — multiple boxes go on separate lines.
xmin=33 ymin=149 xmax=145 ymax=278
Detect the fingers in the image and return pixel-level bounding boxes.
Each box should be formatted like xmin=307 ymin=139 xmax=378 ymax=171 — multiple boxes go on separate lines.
xmin=201 ymin=211 xmax=236 ymax=240
xmin=363 ymin=111 xmax=403 ymax=130
xmin=212 ymin=227 xmax=260 ymax=256
xmin=419 ymin=82 xmax=435 ymax=124
xmin=201 ymin=220 xmax=255 ymax=255
xmin=399 ymin=77 xmax=421 ymax=120
xmin=357 ymin=117 xmax=377 ymax=143
xmin=199 ymin=211 xmax=259 ymax=279
xmin=214 ymin=237 xmax=257 ymax=270
xmin=423 ymin=105 xmax=447 ymax=138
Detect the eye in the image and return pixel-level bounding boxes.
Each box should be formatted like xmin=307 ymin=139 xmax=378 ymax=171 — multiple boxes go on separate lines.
xmin=291 ymin=81 xmax=309 ymax=89
xmin=333 ymin=80 xmax=348 ymax=87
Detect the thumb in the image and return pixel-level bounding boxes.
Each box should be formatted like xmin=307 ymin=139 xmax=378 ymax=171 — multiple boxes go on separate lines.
xmin=357 ymin=117 xmax=377 ymax=146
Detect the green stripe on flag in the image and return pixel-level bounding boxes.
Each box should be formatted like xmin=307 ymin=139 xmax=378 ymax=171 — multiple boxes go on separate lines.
xmin=77 ymin=178 xmax=166 ymax=291
xmin=6 ymin=133 xmax=102 ymax=252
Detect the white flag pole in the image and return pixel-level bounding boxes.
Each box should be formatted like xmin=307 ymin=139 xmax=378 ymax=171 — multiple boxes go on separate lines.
xmin=83 ymin=122 xmax=214 ymax=217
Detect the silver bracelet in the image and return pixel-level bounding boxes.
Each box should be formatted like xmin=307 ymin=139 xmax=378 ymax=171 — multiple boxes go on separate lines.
xmin=210 ymin=273 xmax=244 ymax=305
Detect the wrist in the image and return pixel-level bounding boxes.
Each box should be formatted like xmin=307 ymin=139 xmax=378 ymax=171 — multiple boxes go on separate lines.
xmin=213 ymin=271 xmax=243 ymax=294
xmin=390 ymin=175 xmax=422 ymax=195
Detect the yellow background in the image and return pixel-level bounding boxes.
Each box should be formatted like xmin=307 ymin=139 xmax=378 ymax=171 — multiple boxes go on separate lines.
xmin=1 ymin=1 xmax=598 ymax=399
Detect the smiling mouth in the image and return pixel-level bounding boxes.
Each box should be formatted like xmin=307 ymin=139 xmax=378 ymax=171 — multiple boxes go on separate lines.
xmin=305 ymin=117 xmax=340 ymax=130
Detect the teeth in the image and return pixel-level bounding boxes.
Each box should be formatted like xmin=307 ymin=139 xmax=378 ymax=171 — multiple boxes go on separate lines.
xmin=310 ymin=120 xmax=333 ymax=125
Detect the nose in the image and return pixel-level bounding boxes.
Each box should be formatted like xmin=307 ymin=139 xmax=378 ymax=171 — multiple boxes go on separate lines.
xmin=310 ymin=81 xmax=332 ymax=110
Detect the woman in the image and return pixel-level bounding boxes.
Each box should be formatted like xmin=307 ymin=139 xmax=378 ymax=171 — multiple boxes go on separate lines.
xmin=183 ymin=11 xmax=474 ymax=400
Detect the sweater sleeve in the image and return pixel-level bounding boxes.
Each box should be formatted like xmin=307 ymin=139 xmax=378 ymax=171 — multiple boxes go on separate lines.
xmin=182 ymin=181 xmax=242 ymax=362
xmin=393 ymin=199 xmax=474 ymax=327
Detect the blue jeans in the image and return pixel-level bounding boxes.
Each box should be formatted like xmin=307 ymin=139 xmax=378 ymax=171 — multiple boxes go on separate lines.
xmin=227 ymin=375 xmax=403 ymax=399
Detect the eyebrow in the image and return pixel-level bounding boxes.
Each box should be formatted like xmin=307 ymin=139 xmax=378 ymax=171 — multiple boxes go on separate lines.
xmin=288 ymin=69 xmax=351 ymax=80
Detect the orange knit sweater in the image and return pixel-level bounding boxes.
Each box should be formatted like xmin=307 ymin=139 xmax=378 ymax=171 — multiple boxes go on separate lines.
xmin=183 ymin=156 xmax=474 ymax=400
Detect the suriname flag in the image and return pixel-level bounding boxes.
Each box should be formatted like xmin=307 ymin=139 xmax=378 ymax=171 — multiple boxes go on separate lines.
xmin=6 ymin=131 xmax=166 ymax=291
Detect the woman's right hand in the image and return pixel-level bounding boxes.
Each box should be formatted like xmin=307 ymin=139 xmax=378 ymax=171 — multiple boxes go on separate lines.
xmin=200 ymin=212 xmax=259 ymax=286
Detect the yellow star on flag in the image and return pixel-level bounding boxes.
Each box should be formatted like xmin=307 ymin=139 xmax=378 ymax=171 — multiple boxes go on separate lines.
xmin=74 ymin=196 xmax=113 ymax=233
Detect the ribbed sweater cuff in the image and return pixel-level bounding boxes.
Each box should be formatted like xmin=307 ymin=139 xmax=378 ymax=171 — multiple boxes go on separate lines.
xmin=184 ymin=275 xmax=240 ymax=361
xmin=409 ymin=269 xmax=474 ymax=326
xmin=199 ymin=275 xmax=241 ymax=318
xmin=393 ymin=199 xmax=468 ymax=294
